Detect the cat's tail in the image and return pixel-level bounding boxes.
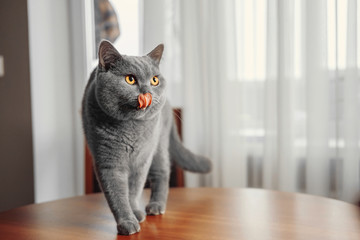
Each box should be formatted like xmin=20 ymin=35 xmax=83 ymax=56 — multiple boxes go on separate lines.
xmin=169 ymin=122 xmax=212 ymax=173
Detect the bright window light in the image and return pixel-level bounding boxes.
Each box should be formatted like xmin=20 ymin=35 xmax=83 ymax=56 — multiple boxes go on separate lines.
xmin=235 ymin=0 xmax=267 ymax=81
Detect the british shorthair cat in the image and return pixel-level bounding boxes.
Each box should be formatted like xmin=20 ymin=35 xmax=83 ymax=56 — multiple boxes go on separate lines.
xmin=82 ymin=41 xmax=211 ymax=235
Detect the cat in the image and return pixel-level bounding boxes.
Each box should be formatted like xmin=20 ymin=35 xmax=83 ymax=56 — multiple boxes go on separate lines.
xmin=81 ymin=40 xmax=212 ymax=235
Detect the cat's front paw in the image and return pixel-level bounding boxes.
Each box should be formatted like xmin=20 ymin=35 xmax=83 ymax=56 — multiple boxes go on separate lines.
xmin=146 ymin=202 xmax=166 ymax=215
xmin=117 ymin=219 xmax=140 ymax=235
xmin=133 ymin=209 xmax=146 ymax=223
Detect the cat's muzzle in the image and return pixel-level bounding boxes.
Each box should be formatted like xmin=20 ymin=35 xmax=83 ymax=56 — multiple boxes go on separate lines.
xmin=138 ymin=93 xmax=152 ymax=110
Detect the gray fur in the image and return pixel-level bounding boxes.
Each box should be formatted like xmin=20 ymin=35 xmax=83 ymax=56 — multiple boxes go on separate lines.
xmin=81 ymin=41 xmax=211 ymax=235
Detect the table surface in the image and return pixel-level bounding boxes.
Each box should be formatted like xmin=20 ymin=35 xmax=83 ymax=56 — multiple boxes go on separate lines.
xmin=0 ymin=188 xmax=359 ymax=240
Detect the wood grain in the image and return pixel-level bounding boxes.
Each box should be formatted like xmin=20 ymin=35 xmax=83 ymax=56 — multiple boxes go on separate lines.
xmin=85 ymin=139 xmax=94 ymax=194
xmin=171 ymin=108 xmax=184 ymax=187
xmin=0 ymin=188 xmax=359 ymax=240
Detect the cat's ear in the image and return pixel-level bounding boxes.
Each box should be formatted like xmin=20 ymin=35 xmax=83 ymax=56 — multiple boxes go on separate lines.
xmin=98 ymin=40 xmax=121 ymax=70
xmin=147 ymin=44 xmax=164 ymax=65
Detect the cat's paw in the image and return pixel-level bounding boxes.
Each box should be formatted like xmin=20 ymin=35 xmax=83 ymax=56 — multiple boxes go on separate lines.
xmin=117 ymin=219 xmax=140 ymax=235
xmin=146 ymin=202 xmax=166 ymax=215
xmin=133 ymin=209 xmax=146 ymax=223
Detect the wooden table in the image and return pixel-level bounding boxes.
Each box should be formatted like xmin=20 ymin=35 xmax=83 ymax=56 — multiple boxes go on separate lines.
xmin=0 ymin=188 xmax=359 ymax=240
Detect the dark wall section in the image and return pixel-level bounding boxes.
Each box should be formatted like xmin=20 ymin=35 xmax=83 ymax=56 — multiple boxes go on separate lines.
xmin=0 ymin=0 xmax=34 ymax=211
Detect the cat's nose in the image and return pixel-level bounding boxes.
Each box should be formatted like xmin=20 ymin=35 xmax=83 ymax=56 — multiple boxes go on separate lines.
xmin=138 ymin=93 xmax=152 ymax=109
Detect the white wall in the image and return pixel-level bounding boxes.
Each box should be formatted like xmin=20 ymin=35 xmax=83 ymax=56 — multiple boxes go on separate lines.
xmin=28 ymin=0 xmax=84 ymax=203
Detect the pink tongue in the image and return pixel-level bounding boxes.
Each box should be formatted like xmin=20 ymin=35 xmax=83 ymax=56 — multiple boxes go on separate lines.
xmin=138 ymin=93 xmax=152 ymax=109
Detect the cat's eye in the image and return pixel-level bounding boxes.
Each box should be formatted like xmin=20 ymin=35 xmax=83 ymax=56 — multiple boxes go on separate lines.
xmin=125 ymin=75 xmax=136 ymax=85
xmin=151 ymin=76 xmax=159 ymax=86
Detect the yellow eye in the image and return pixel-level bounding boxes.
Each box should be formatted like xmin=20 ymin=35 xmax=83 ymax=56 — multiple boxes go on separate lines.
xmin=151 ymin=76 xmax=159 ymax=86
xmin=125 ymin=75 xmax=136 ymax=85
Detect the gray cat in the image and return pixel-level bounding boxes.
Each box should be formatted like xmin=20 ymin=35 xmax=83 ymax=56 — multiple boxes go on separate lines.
xmin=81 ymin=40 xmax=211 ymax=235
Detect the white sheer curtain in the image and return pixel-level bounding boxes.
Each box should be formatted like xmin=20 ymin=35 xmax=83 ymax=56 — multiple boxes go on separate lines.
xmin=170 ymin=0 xmax=360 ymax=203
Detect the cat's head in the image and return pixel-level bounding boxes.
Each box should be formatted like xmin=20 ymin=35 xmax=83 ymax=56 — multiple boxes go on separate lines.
xmin=94 ymin=41 xmax=166 ymax=120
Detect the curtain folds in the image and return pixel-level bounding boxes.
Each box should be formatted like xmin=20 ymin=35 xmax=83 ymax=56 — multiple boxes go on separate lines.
xmin=173 ymin=0 xmax=360 ymax=203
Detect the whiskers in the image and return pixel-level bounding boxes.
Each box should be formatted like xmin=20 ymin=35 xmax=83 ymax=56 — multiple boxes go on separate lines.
xmin=147 ymin=96 xmax=184 ymax=126
xmin=172 ymin=109 xmax=184 ymax=126
xmin=152 ymin=97 xmax=162 ymax=105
